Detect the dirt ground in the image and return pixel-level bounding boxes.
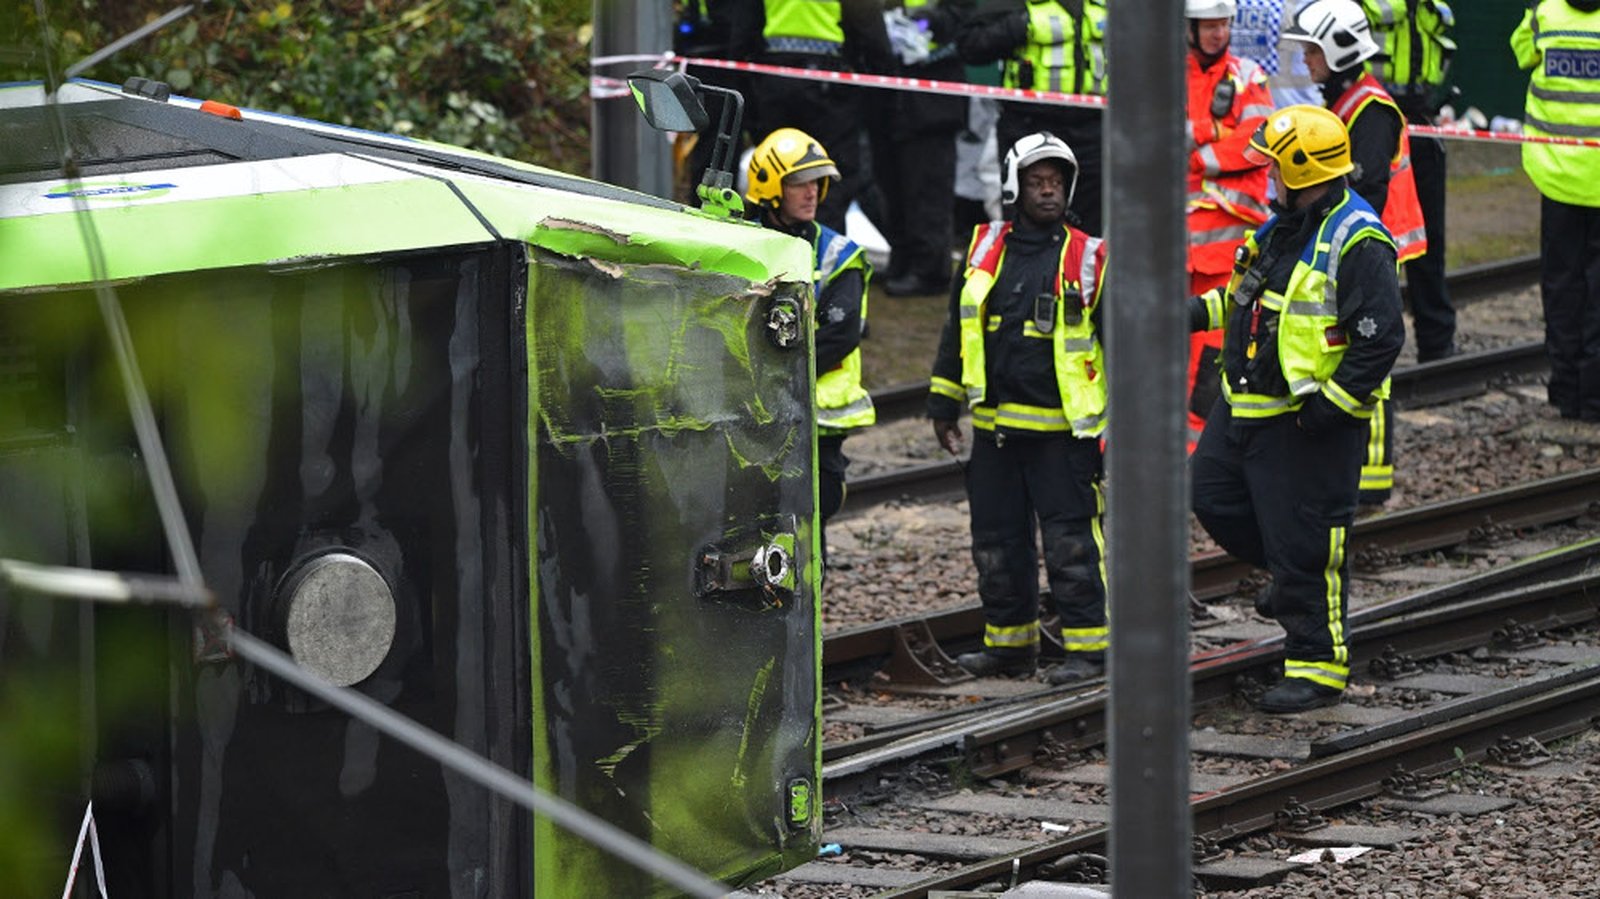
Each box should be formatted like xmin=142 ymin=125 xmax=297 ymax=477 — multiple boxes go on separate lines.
xmin=860 ymin=139 xmax=1541 ymax=390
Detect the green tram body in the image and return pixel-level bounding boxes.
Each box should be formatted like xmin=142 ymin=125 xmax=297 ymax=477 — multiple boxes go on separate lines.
xmin=0 ymin=80 xmax=821 ymax=896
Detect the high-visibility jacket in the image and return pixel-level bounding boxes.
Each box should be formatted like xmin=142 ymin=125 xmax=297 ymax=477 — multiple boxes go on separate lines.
xmin=763 ymin=0 xmax=845 ymax=55
xmin=1003 ymin=0 xmax=1108 ymax=95
xmin=1511 ymin=0 xmax=1600 ymax=208
xmin=1331 ymin=73 xmax=1428 ymax=262
xmin=1362 ymin=0 xmax=1455 ymax=91
xmin=954 ymin=221 xmax=1109 ymax=437
xmin=811 ymin=224 xmax=876 ymax=432
xmin=1186 ymin=51 xmax=1275 ymax=276
xmin=1200 ymin=191 xmax=1396 ymax=420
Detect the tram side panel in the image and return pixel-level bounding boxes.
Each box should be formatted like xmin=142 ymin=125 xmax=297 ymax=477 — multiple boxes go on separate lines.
xmin=526 ymin=247 xmax=823 ymax=893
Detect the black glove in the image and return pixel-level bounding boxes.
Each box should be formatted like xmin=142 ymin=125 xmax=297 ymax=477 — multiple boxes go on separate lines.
xmin=932 ymin=418 xmax=964 ymax=456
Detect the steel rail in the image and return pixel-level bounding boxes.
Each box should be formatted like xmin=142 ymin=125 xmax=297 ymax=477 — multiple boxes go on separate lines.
xmin=822 ymin=537 xmax=1600 ymax=782
xmin=877 ymin=666 xmax=1600 ymax=897
xmin=824 ymin=469 xmax=1600 ymax=682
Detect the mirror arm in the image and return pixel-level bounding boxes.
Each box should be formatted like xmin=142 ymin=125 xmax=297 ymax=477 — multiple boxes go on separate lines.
xmin=698 ymin=83 xmax=744 ymax=189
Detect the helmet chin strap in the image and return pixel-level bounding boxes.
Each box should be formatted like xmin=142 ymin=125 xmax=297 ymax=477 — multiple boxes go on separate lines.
xmin=1187 ymin=21 xmax=1225 ymax=68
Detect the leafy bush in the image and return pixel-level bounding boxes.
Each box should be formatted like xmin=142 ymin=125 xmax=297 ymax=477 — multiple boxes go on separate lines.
xmin=1 ymin=0 xmax=594 ymax=172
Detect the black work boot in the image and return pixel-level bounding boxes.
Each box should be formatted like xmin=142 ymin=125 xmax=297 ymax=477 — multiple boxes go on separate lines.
xmin=1256 ymin=678 xmax=1342 ymax=714
xmin=954 ymin=648 xmax=1038 ymax=678
xmin=1045 ymin=653 xmax=1105 ymax=686
xmin=1253 ymin=586 xmax=1275 ymax=620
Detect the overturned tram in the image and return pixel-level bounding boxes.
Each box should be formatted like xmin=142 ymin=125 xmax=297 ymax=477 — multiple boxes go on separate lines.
xmin=0 ymin=79 xmax=822 ymax=896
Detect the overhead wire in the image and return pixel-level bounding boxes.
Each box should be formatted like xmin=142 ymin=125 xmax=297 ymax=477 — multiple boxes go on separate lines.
xmin=20 ymin=5 xmax=729 ymax=895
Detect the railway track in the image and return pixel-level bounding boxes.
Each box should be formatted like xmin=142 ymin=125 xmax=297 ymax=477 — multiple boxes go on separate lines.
xmin=775 ymin=536 xmax=1600 ymax=896
xmin=822 ymin=467 xmax=1600 ymax=686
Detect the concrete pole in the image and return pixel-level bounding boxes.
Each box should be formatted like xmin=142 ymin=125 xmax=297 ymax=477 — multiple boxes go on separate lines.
xmin=1105 ymin=0 xmax=1193 ymax=896
xmin=591 ymin=0 xmax=672 ymax=196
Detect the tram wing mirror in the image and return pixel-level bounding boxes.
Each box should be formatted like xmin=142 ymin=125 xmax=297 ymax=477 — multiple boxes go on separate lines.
xmin=627 ymin=68 xmax=709 ymax=133
xmin=627 ymin=68 xmax=747 ymax=220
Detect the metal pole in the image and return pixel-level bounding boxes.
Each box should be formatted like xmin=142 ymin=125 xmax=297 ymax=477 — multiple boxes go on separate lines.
xmin=591 ymin=0 xmax=672 ymax=196
xmin=1105 ymin=0 xmax=1192 ymax=896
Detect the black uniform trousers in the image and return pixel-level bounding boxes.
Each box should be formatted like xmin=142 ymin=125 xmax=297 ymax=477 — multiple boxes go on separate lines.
xmin=1539 ymin=195 xmax=1600 ymax=422
xmin=1405 ymin=133 xmax=1456 ymax=361
xmin=869 ymin=54 xmax=966 ymax=287
xmin=1192 ymin=400 xmax=1363 ymax=673
xmin=749 ymin=58 xmax=865 ymax=234
xmin=966 ymin=431 xmax=1106 ymax=649
xmin=818 ymin=433 xmax=849 ymax=566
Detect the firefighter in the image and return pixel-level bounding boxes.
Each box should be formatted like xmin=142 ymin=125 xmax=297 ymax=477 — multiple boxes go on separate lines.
xmin=927 ymin=132 xmax=1110 ymax=685
xmin=1363 ymin=0 xmax=1459 ymax=363
xmin=1512 ymin=0 xmax=1600 ymax=423
xmin=1189 ymin=105 xmax=1404 ymax=713
xmin=956 ymin=0 xmax=1108 ymax=235
xmin=732 ymin=0 xmax=896 ymax=234
xmin=1283 ymin=0 xmax=1427 ymax=507
xmin=747 ymin=128 xmax=877 ymax=563
xmin=1185 ymin=0 xmax=1275 ymax=453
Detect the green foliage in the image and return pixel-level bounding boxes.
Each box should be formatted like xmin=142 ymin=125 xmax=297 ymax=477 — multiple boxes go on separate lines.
xmin=1 ymin=0 xmax=594 ymax=172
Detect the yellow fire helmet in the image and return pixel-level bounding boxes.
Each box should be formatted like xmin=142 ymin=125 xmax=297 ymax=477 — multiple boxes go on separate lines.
xmin=745 ymin=127 xmax=840 ymax=209
xmin=1245 ymin=104 xmax=1355 ymax=190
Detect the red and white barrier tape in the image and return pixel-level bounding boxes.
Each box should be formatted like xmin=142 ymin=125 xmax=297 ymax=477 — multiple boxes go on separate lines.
xmin=592 ymin=51 xmax=1600 ymax=150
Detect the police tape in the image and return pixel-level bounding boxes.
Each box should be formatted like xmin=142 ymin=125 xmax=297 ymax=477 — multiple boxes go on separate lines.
xmin=592 ymin=51 xmax=1600 ymax=151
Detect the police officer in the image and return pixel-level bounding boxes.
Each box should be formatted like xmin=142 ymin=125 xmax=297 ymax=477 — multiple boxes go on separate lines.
xmin=1283 ymin=0 xmax=1426 ymax=506
xmin=747 ymin=129 xmax=877 ymax=562
xmin=1185 ymin=0 xmax=1275 ymax=452
xmin=927 ymin=133 xmax=1110 ymax=685
xmin=1512 ymin=0 xmax=1600 ymax=423
xmin=956 ymin=0 xmax=1108 ymax=235
xmin=1364 ymin=0 xmax=1459 ymax=363
xmin=733 ymin=0 xmax=896 ymax=233
xmin=1190 ymin=106 xmax=1404 ymax=713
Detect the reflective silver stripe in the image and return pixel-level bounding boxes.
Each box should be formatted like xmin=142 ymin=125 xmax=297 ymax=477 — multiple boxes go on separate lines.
xmin=816 ymin=393 xmax=875 ymax=428
xmin=930 ymin=377 xmax=964 ymax=400
xmin=816 ymin=233 xmax=850 ymax=284
xmin=1228 ymin=392 xmax=1295 ymax=412
xmin=1531 ymin=84 xmax=1600 ymax=104
xmin=1366 ymin=0 xmax=1399 ymax=26
xmin=1047 ymin=15 xmax=1067 ymax=93
xmin=968 ymin=386 xmax=986 ymax=404
xmin=1188 ymin=224 xmax=1248 ymax=246
xmin=1071 ymin=411 xmax=1107 ymax=433
xmin=1234 ymin=56 xmax=1264 ymax=83
xmin=1079 ymin=236 xmax=1103 ymax=301
xmin=1237 ymin=102 xmax=1274 ymax=119
xmin=1391 ymin=225 xmax=1427 ymax=248
xmin=1063 ymin=337 xmax=1095 ymax=352
xmin=969 ymin=223 xmax=1004 ymax=267
xmin=1526 ymin=114 xmax=1600 ymax=139
xmin=1286 ymin=298 xmax=1337 ymax=317
xmin=1199 ymin=144 xmax=1221 ymax=177
xmin=959 ymin=305 xmax=980 ymax=320
xmin=1287 ymin=376 xmax=1321 ymax=397
xmin=1258 ymin=291 xmax=1286 ymax=312
xmin=1322 ymin=208 xmax=1386 ymax=305
xmin=1284 ymin=662 xmax=1348 ymax=688
xmin=1322 ymin=380 xmax=1374 ymax=415
xmin=995 ymin=405 xmax=1069 ymax=427
xmin=766 ymin=36 xmax=843 ymax=55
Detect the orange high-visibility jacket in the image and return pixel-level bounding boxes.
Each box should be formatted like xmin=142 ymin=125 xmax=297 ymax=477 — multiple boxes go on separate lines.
xmin=1186 ymin=50 xmax=1275 ymax=277
xmin=1331 ymin=72 xmax=1428 ymax=263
